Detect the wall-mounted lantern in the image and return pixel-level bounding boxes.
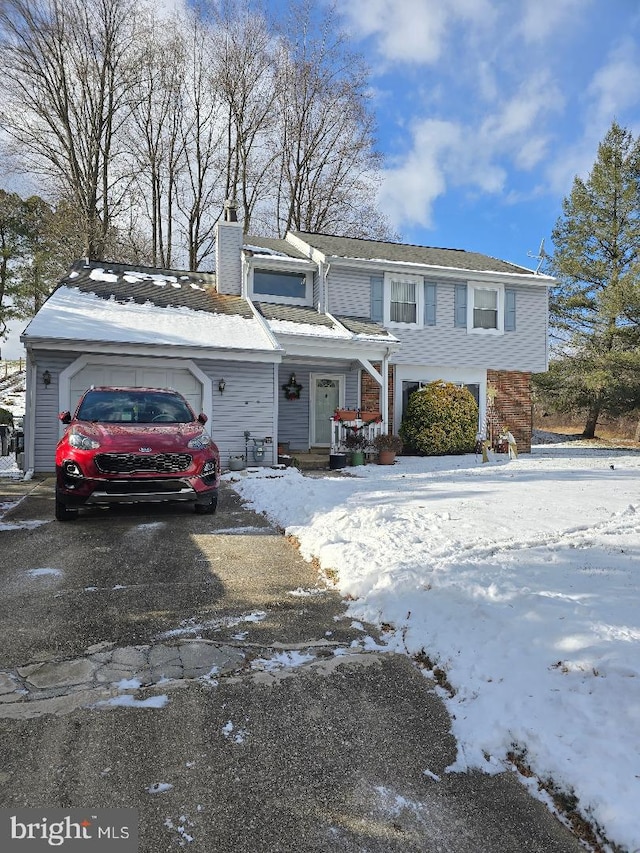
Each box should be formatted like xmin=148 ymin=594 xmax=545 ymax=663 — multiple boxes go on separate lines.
xmin=218 ymin=378 xmax=226 ymax=395
xmin=42 ymin=369 xmax=52 ymax=387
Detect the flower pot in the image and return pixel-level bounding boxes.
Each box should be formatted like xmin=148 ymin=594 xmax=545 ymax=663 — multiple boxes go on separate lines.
xmin=350 ymin=450 xmax=365 ymax=466
xmin=377 ymin=450 xmax=396 ymax=465
xmin=329 ymin=453 xmax=347 ymax=470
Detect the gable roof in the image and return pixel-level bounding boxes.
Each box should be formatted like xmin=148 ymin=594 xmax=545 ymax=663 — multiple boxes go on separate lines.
xmin=289 ymin=231 xmax=543 ymax=277
xmin=22 ymin=260 xmax=278 ymax=354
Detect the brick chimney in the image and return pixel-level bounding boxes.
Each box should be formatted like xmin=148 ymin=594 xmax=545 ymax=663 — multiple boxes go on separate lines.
xmin=215 ymin=200 xmax=242 ymax=295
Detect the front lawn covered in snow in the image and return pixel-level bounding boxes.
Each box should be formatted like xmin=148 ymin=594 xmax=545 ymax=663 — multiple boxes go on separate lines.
xmin=228 ymin=446 xmax=640 ymax=852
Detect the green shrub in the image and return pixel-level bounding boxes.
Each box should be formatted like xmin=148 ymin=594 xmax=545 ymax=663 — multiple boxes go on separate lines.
xmin=0 ymin=407 xmax=14 ymax=427
xmin=399 ymin=381 xmax=478 ymax=455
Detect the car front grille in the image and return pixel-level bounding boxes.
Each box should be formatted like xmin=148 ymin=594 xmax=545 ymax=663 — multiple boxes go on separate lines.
xmin=95 ymin=453 xmax=192 ymax=474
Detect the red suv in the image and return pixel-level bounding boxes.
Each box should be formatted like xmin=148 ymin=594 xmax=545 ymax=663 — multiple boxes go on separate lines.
xmin=55 ymin=387 xmax=220 ymax=521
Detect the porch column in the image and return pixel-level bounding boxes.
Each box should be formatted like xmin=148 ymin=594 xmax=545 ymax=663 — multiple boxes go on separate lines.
xmin=358 ymin=357 xmax=389 ymax=432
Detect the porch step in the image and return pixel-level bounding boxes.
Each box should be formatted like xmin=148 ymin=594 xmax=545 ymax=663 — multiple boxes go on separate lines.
xmin=287 ymin=449 xmax=330 ymax=471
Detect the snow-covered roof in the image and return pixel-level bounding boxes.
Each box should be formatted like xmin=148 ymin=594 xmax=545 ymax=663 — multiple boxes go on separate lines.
xmin=22 ymin=261 xmax=279 ymax=354
xmin=253 ymin=302 xmax=397 ymax=345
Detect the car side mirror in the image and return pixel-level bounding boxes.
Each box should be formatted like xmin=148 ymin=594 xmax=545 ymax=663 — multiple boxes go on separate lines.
xmin=59 ymin=411 xmax=71 ymax=424
xmin=197 ymin=413 xmax=208 ymax=425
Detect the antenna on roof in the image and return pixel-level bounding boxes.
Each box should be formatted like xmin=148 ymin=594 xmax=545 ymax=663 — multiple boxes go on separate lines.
xmin=527 ymin=237 xmax=546 ymax=274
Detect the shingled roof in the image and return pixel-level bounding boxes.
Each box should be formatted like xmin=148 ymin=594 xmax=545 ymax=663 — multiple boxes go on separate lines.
xmin=59 ymin=260 xmax=253 ymax=318
xmin=290 ymin=232 xmax=537 ymax=276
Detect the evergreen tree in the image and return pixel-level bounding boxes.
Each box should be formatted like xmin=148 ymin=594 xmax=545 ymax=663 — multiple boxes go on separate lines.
xmin=544 ymin=121 xmax=640 ymax=437
xmin=0 ymin=189 xmax=75 ymax=341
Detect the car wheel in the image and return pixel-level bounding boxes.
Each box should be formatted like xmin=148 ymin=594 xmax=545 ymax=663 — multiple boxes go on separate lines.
xmin=194 ymin=493 xmax=218 ymax=515
xmin=55 ymin=492 xmax=79 ymax=522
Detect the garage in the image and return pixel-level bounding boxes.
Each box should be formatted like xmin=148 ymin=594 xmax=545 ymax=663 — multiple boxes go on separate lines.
xmin=67 ymin=360 xmax=204 ymax=417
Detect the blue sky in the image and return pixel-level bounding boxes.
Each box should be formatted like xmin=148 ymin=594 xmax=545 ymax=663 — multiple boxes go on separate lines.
xmin=3 ymin=0 xmax=640 ymax=358
xmin=334 ymin=0 xmax=640 ymax=268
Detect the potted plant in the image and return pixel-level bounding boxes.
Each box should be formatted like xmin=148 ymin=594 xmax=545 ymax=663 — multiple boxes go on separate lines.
xmin=343 ymin=427 xmax=368 ymax=466
xmin=373 ymin=433 xmax=403 ymax=465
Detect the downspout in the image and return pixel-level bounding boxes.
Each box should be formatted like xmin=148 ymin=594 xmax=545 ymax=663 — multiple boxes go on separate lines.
xmin=25 ymin=350 xmax=37 ymax=474
xmin=241 ymin=254 xmax=250 ymax=298
xmin=381 ymin=348 xmax=391 ymax=433
xmin=319 ymin=262 xmax=331 ymax=313
xmin=272 ymin=364 xmax=279 ymax=464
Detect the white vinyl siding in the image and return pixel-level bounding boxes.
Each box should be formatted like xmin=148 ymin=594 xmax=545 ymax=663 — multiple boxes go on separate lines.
xmin=325 ymin=266 xmax=547 ymax=372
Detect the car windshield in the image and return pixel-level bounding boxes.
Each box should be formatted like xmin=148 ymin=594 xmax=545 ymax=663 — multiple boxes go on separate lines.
xmin=76 ymin=390 xmax=195 ymax=424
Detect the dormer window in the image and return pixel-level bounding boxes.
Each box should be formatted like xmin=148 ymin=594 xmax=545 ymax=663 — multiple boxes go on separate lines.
xmin=250 ymin=267 xmax=312 ymax=305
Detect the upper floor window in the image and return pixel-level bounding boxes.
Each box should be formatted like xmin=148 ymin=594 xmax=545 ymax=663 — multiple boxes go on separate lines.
xmin=454 ymin=283 xmax=513 ymax=335
xmin=371 ymin=274 xmax=437 ymax=328
xmin=250 ymin=268 xmax=312 ymax=305
xmin=473 ymin=287 xmax=499 ymax=329
xmin=383 ymin=273 xmax=424 ymax=327
xmin=390 ymin=280 xmax=418 ymax=323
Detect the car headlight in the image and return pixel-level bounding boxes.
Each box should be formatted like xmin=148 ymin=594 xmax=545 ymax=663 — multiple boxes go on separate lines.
xmin=188 ymin=433 xmax=212 ymax=450
xmin=68 ymin=432 xmax=100 ymax=450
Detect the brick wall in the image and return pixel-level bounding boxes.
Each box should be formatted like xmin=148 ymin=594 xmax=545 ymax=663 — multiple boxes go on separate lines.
xmin=487 ymin=370 xmax=533 ymax=453
xmin=361 ymin=363 xmax=394 ymax=426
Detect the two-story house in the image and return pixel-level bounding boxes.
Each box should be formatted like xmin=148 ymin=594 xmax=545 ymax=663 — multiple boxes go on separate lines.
xmin=21 ymin=206 xmax=551 ymax=472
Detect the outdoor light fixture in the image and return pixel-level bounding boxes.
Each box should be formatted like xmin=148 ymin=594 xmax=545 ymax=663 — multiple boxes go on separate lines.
xmin=42 ymin=369 xmax=52 ymax=387
xmin=218 ymin=378 xmax=226 ymax=394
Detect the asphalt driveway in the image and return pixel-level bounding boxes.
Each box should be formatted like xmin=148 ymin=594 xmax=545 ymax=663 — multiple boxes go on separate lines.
xmin=0 ymin=476 xmax=585 ymax=852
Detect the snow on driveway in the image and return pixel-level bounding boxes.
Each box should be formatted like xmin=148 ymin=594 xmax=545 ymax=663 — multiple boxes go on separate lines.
xmin=228 ymin=446 xmax=640 ymax=852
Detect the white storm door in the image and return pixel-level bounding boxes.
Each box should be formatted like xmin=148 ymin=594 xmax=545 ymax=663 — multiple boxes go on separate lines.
xmin=311 ymin=374 xmax=344 ymax=446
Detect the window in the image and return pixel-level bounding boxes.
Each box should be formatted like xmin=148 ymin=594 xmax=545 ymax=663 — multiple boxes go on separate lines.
xmin=253 ymin=270 xmax=308 ymax=300
xmin=391 ymin=280 xmax=417 ymax=323
xmin=473 ymin=288 xmax=498 ymax=329
xmin=383 ymin=273 xmax=425 ymax=327
xmin=462 ymin=283 xmax=505 ymax=334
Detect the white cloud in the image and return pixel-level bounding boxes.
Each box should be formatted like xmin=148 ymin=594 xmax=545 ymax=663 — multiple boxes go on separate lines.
xmin=379 ymin=71 xmax=563 ymax=231
xmin=339 ymin=0 xmax=494 ymax=65
xmin=379 ymin=120 xmax=458 ymax=227
xmin=518 ymin=0 xmax=593 ymax=43
xmin=545 ymin=39 xmax=640 ymax=197
xmin=587 ymin=38 xmax=640 ymax=129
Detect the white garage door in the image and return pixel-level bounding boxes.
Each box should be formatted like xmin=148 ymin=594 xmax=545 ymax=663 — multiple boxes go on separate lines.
xmin=69 ymin=363 xmax=203 ymax=416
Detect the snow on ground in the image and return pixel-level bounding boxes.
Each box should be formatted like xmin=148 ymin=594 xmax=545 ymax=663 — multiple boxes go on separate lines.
xmin=228 ymin=446 xmax=640 ymax=852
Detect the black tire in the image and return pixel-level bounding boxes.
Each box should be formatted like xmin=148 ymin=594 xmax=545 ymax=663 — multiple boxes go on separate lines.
xmin=55 ymin=491 xmax=79 ymax=522
xmin=194 ymin=492 xmax=218 ymax=515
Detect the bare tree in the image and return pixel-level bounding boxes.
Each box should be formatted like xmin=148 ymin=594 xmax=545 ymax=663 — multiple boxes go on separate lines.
xmin=175 ymin=12 xmax=228 ymax=270
xmin=210 ymin=0 xmax=280 ymax=235
xmin=0 ymin=0 xmax=142 ymax=259
xmin=127 ymin=13 xmax=185 ymax=268
xmin=271 ymin=0 xmax=393 ymax=239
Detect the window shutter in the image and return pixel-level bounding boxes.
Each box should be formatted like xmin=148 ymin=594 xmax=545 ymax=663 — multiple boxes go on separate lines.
xmin=505 ymin=288 xmax=516 ymax=331
xmin=454 ymin=284 xmax=467 ymax=327
xmin=370 ymin=276 xmax=384 ymax=322
xmin=424 ymin=282 xmax=436 ymax=326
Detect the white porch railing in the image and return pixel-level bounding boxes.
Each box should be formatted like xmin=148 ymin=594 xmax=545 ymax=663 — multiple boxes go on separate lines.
xmin=330 ymin=409 xmax=383 ymax=455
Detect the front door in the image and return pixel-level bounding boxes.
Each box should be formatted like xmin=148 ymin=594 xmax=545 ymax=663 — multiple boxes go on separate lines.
xmin=311 ymin=375 xmax=343 ymax=445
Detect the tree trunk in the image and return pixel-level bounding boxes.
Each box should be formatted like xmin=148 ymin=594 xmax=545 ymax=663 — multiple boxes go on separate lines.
xmin=582 ymin=400 xmax=601 ymax=438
